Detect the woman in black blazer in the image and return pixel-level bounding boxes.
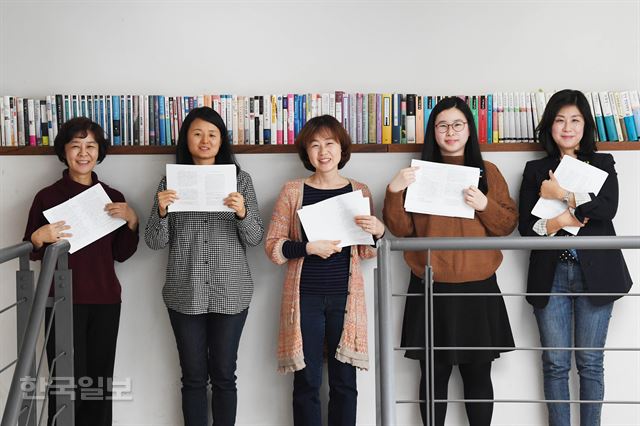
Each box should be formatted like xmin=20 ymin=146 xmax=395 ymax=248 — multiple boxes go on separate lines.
xmin=518 ymin=89 xmax=632 ymax=426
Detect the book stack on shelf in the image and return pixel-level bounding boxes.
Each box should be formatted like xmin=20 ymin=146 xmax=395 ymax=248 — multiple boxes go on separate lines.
xmin=1 ymin=90 xmax=639 ymax=149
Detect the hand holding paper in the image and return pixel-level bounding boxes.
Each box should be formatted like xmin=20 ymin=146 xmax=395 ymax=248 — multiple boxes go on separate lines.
xmin=404 ymin=159 xmax=481 ymax=219
xmin=531 ymin=156 xmax=608 ymax=234
xmin=297 ymin=190 xmax=374 ymax=248
xmin=166 ymin=164 xmax=237 ymax=212
xmin=42 ymin=184 xmax=126 ymax=253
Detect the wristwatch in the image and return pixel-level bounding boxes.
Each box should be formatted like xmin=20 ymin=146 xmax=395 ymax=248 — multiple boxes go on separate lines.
xmin=562 ymin=190 xmax=571 ymax=204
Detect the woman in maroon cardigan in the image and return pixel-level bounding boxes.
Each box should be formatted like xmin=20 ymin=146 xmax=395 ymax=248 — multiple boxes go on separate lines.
xmin=23 ymin=117 xmax=139 ymax=426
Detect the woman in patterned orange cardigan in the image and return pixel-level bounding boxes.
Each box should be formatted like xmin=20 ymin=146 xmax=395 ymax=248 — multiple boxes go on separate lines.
xmin=265 ymin=115 xmax=384 ymax=426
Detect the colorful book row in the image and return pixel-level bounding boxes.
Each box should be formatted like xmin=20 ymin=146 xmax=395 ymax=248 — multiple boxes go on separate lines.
xmin=1 ymin=91 xmax=639 ymax=148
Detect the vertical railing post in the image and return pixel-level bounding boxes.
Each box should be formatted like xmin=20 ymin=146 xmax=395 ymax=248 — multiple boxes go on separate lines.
xmin=377 ymin=239 xmax=396 ymax=425
xmin=374 ymin=266 xmax=381 ymax=426
xmin=16 ymin=253 xmax=36 ymax=426
xmin=53 ymin=253 xmax=74 ymax=426
xmin=426 ymin=254 xmax=435 ymax=426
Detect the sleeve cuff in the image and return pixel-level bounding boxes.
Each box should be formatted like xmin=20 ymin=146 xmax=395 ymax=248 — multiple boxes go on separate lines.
xmin=574 ymin=192 xmax=592 ymax=207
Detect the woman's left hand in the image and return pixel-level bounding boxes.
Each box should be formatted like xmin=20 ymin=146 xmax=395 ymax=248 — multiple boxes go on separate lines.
xmin=355 ymin=215 xmax=385 ymax=239
xmin=463 ymin=186 xmax=488 ymax=211
xmin=224 ymin=192 xmax=246 ymax=219
xmin=105 ymin=202 xmax=139 ymax=230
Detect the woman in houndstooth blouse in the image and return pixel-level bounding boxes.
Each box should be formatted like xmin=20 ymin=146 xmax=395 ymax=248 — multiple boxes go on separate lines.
xmin=145 ymin=107 xmax=264 ymax=426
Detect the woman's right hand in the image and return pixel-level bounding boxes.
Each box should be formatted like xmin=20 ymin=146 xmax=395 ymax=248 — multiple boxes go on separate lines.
xmin=306 ymin=240 xmax=342 ymax=259
xmin=31 ymin=221 xmax=72 ymax=249
xmin=388 ymin=166 xmax=419 ymax=193
xmin=157 ymin=190 xmax=178 ymax=218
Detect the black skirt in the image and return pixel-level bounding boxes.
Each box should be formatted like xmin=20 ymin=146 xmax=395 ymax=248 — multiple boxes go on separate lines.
xmin=401 ymin=272 xmax=515 ymax=364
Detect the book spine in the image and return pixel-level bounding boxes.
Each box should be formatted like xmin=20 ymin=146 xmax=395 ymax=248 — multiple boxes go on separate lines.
xmin=287 ymin=94 xmax=294 ymax=144
xmin=478 ymin=95 xmax=487 ymax=144
xmin=591 ymin=92 xmax=607 ymax=142
xmin=16 ymin=98 xmax=25 ymax=146
xmin=629 ymin=90 xmax=640 ymax=140
xmin=525 ymin=92 xmax=534 ymax=143
xmin=335 ymin=91 xmax=343 ymax=124
xmin=584 ymin=92 xmax=599 ymax=142
xmin=276 ymin=95 xmax=283 ymax=144
xmin=360 ymin=93 xmax=367 ymax=144
xmin=46 ymin=96 xmax=54 ymax=145
xmin=620 ymin=91 xmax=638 ymax=141
xmin=26 ymin=98 xmax=36 ymax=146
xmin=611 ymin=92 xmax=626 ymax=142
xmin=497 ymin=93 xmax=504 ymax=143
xmin=112 ymin=96 xmax=121 ymax=145
xmin=39 ymin=100 xmax=49 ymax=146
xmin=406 ymin=94 xmax=416 ymax=144
xmin=598 ymin=92 xmax=618 ymax=141
xmin=392 ymin=94 xmax=401 ymax=144
xmin=382 ymin=94 xmax=392 ymax=144
xmin=376 ymin=94 xmax=382 ymax=144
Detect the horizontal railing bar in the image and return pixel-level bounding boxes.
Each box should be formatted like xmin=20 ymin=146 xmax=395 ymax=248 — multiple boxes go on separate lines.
xmin=396 ymin=399 xmax=640 ymax=404
xmin=0 ymin=298 xmax=27 ymax=315
xmin=394 ymin=346 xmax=640 ymax=351
xmin=388 ymin=236 xmax=640 ymax=251
xmin=0 ymin=242 xmax=33 ymax=265
xmin=393 ymin=292 xmax=640 ymax=297
xmin=0 ymin=359 xmax=17 ymax=375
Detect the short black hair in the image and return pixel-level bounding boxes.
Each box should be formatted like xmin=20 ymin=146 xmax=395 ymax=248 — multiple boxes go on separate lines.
xmin=53 ymin=117 xmax=108 ymax=165
xmin=422 ymin=96 xmax=488 ymax=194
xmin=175 ymin=107 xmax=240 ymax=172
xmin=295 ymin=115 xmax=352 ymax=172
xmin=536 ymin=89 xmax=597 ymax=158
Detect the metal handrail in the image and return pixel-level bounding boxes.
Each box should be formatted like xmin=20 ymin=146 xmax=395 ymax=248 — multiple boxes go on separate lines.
xmin=1 ymin=240 xmax=71 ymax=426
xmin=375 ymin=235 xmax=640 ymax=426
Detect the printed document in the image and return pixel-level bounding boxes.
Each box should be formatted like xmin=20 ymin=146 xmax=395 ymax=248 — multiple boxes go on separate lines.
xmin=166 ymin=164 xmax=237 ymax=212
xmin=404 ymin=159 xmax=480 ymax=219
xmin=297 ymin=190 xmax=374 ymax=248
xmin=43 ymin=184 xmax=126 ymax=254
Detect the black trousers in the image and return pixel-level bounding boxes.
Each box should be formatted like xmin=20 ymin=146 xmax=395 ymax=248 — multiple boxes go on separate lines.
xmin=46 ymin=304 xmax=121 ymax=426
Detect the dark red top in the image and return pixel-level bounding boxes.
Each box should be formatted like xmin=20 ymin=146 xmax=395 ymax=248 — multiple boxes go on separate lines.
xmin=23 ymin=170 xmax=139 ymax=304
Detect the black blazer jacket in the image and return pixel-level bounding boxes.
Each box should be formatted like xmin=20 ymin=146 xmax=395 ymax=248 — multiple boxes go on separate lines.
xmin=518 ymin=152 xmax=633 ymax=308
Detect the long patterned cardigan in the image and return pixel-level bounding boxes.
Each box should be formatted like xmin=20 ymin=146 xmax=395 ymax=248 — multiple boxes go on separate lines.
xmin=265 ymin=178 xmax=377 ymax=373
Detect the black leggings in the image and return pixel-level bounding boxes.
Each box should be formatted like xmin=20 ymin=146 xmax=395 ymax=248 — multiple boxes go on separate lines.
xmin=419 ymin=360 xmax=493 ymax=426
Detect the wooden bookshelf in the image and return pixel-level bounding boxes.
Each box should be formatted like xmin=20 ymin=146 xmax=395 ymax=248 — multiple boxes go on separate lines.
xmin=0 ymin=142 xmax=638 ymax=156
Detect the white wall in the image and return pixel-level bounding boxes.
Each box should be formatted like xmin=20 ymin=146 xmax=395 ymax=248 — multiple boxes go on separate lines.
xmin=1 ymin=1 xmax=639 ymax=425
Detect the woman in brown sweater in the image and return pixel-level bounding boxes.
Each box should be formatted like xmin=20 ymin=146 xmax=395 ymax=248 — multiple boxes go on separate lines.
xmin=383 ymin=97 xmax=517 ymax=426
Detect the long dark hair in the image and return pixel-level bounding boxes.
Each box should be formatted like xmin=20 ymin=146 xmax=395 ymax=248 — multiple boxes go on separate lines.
xmin=536 ymin=89 xmax=597 ymax=158
xmin=422 ymin=97 xmax=488 ymax=193
xmin=175 ymin=106 xmax=240 ymax=172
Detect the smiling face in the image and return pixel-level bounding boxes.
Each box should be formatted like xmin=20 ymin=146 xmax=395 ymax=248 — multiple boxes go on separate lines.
xmin=434 ymin=107 xmax=470 ymax=156
xmin=187 ymin=118 xmax=222 ymax=165
xmin=306 ymin=130 xmax=342 ymax=175
xmin=551 ymin=105 xmax=584 ymax=157
xmin=64 ymin=131 xmax=99 ymax=182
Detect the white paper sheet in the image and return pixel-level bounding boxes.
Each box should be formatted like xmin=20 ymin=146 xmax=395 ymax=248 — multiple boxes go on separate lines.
xmin=531 ymin=155 xmax=608 ymax=235
xmin=166 ymin=164 xmax=237 ymax=212
xmin=43 ymin=183 xmax=126 ymax=254
xmin=297 ymin=190 xmax=374 ymax=248
xmin=404 ymin=159 xmax=481 ymax=219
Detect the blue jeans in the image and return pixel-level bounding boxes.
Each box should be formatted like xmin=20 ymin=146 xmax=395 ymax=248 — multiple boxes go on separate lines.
xmin=168 ymin=308 xmax=248 ymax=426
xmin=534 ymin=261 xmax=613 ymax=426
xmin=293 ymin=294 xmax=357 ymax=426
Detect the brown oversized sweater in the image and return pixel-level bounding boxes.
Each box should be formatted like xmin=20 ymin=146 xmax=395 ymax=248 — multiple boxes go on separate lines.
xmin=383 ymin=156 xmax=517 ymax=283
